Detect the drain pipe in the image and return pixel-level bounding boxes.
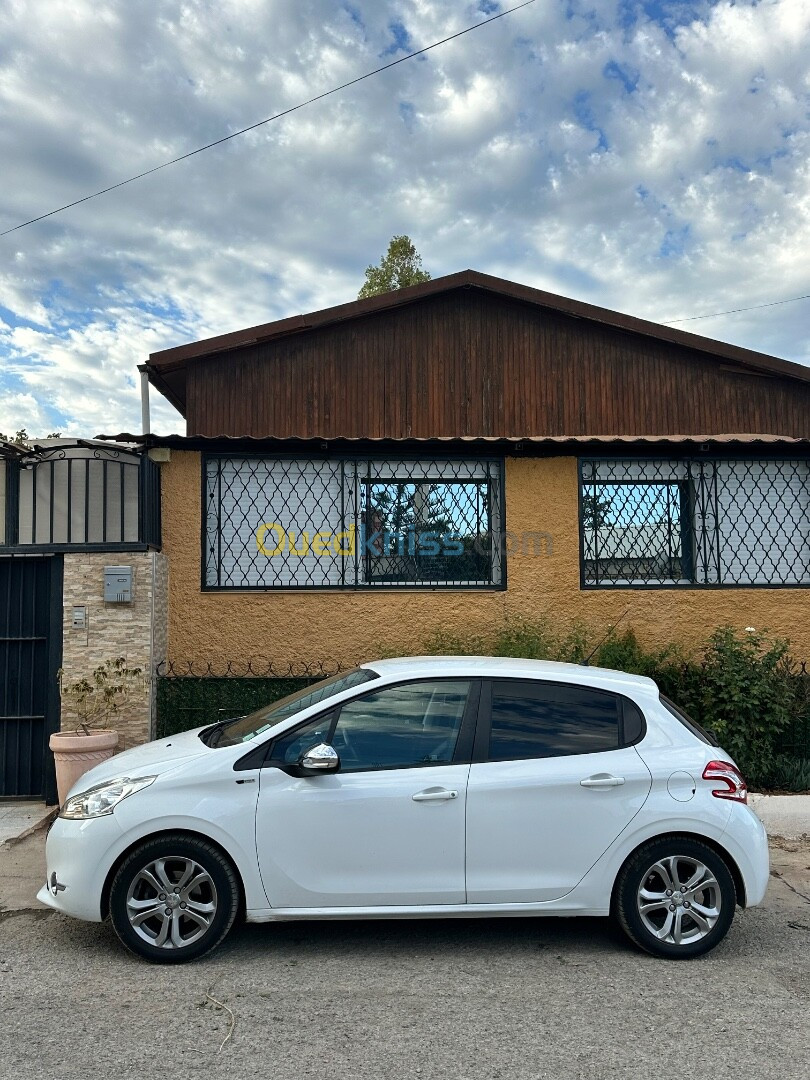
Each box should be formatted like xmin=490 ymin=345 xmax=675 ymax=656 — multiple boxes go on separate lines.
xmin=138 ymin=365 xmax=151 ymax=436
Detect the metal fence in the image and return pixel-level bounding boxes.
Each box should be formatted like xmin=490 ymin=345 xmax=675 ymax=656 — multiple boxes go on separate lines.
xmin=580 ymin=457 xmax=810 ymax=587
xmin=202 ymin=454 xmax=504 ymax=590
xmin=154 ymin=659 xmax=345 ymax=739
xmin=779 ymin=662 xmax=810 ymax=759
xmin=2 ymin=444 xmax=161 ymax=551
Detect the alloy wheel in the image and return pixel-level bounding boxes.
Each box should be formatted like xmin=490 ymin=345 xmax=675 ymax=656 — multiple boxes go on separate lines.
xmin=636 ymin=855 xmax=721 ymax=946
xmin=125 ymin=857 xmax=218 ymax=950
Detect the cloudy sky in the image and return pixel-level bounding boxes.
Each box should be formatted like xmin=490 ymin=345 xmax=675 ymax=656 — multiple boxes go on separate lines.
xmin=1 ymin=0 xmax=808 ymax=437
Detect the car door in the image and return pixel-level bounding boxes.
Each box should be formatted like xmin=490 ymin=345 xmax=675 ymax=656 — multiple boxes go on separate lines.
xmin=255 ymin=678 xmax=477 ymax=908
xmin=465 ymin=678 xmax=652 ymax=903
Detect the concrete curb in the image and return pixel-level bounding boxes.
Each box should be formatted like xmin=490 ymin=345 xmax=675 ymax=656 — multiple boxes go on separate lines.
xmin=749 ymin=793 xmax=810 ymax=840
xmin=0 ymin=807 xmax=57 ymax=849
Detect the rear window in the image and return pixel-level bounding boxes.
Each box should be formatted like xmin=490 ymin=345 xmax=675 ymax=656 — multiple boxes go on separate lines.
xmin=660 ymin=695 xmax=719 ymax=746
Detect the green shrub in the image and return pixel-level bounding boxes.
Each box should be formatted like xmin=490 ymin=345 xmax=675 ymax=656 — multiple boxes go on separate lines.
xmin=749 ymin=754 xmax=810 ymax=793
xmin=417 ymin=619 xmax=805 ymax=785
xmin=421 ymin=627 xmax=488 ymax=656
xmin=661 ymin=627 xmax=794 ymax=782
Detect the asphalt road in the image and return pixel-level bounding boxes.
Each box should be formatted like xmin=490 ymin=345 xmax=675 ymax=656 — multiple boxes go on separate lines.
xmin=1 ymin=833 xmax=808 ymax=1080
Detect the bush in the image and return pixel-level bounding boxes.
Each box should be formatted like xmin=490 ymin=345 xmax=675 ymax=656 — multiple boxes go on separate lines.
xmin=417 ymin=618 xmax=808 ymax=789
xmin=750 ymin=754 xmax=810 ymax=794
xmin=658 ymin=627 xmax=794 ymax=784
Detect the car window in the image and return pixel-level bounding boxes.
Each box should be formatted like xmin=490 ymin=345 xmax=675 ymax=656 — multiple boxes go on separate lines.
xmin=212 ymin=668 xmax=379 ymax=745
xmin=487 ymin=680 xmax=621 ymax=761
xmin=660 ymin=695 xmax=718 ymax=746
xmin=270 ymin=680 xmax=471 ymax=771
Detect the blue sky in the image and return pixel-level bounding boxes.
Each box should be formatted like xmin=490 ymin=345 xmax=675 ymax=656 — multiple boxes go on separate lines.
xmin=1 ymin=0 xmax=808 ymax=436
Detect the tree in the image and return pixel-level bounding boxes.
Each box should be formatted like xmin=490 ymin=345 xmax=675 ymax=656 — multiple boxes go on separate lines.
xmin=357 ymin=235 xmax=431 ymax=299
xmin=581 ymin=491 xmax=612 ymax=530
xmin=0 ymin=428 xmax=62 ymax=446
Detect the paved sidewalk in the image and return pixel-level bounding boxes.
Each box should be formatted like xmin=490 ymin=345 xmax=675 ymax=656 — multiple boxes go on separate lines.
xmin=0 ymin=802 xmax=54 ymax=845
xmin=750 ymin=793 xmax=810 ymax=839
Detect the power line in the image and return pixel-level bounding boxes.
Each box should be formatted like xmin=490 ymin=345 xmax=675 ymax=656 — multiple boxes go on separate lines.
xmin=664 ymin=292 xmax=810 ymax=324
xmin=1 ymin=0 xmax=538 ymax=238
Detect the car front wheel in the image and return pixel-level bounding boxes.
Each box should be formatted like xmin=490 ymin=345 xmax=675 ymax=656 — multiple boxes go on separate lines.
xmin=109 ymin=835 xmax=240 ymax=963
xmin=615 ymin=837 xmax=737 ymax=959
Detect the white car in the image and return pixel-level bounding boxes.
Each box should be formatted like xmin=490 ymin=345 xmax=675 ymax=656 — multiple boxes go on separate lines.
xmin=39 ymin=657 xmax=768 ymax=963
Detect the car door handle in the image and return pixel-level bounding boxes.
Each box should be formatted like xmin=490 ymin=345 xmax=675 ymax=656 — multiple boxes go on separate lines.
xmin=580 ymin=775 xmax=625 ymax=788
xmin=412 ymin=789 xmax=459 ymax=802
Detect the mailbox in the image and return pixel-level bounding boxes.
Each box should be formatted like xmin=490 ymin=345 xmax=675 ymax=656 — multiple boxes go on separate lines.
xmin=104 ymin=566 xmax=133 ymax=603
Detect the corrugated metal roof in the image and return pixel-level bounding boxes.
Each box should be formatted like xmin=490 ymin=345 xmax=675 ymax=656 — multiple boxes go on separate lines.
xmin=97 ymin=432 xmax=810 ymax=448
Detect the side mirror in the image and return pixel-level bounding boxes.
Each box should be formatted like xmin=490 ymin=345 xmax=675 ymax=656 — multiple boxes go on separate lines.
xmin=300 ymin=742 xmax=340 ymax=773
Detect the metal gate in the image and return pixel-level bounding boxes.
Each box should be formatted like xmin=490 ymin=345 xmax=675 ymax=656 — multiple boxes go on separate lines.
xmin=0 ymin=556 xmax=62 ymax=801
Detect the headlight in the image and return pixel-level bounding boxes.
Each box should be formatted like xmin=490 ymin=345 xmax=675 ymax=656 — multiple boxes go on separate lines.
xmin=60 ymin=776 xmax=156 ymax=819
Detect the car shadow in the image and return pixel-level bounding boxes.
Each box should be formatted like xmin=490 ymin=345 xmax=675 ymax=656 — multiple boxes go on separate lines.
xmin=225 ymin=912 xmax=626 ymax=960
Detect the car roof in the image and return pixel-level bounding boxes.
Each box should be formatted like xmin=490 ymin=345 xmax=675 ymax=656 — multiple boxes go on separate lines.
xmin=361 ymin=656 xmax=659 ymax=696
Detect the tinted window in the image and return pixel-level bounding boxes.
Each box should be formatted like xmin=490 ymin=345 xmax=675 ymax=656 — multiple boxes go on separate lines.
xmin=622 ymin=698 xmax=645 ymax=745
xmin=271 ymin=680 xmax=470 ymax=771
xmin=488 ymin=680 xmax=620 ymax=761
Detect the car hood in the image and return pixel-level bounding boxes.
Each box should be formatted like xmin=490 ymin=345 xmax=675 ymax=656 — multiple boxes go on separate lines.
xmin=63 ymin=726 xmax=212 ymax=800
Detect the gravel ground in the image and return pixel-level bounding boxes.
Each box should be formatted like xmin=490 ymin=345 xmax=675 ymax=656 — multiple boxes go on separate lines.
xmin=1 ymin=832 xmax=808 ymax=1080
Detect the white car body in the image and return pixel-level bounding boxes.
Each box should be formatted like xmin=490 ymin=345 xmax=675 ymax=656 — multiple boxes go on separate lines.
xmin=38 ymin=657 xmax=769 ymax=936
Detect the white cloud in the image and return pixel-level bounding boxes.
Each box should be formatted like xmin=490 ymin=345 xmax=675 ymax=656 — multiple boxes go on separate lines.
xmin=0 ymin=0 xmax=809 ymax=439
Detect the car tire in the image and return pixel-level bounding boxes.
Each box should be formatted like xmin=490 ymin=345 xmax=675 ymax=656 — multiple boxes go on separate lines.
xmin=109 ymin=835 xmax=240 ymax=964
xmin=615 ymin=836 xmax=737 ymax=959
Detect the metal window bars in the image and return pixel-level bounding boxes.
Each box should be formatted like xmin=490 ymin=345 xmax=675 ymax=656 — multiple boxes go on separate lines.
xmin=581 ymin=457 xmax=810 ymax=587
xmin=203 ymin=455 xmax=504 ymax=589
xmin=3 ymin=446 xmax=160 ymax=550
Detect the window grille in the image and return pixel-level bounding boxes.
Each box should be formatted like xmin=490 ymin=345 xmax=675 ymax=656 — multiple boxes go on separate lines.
xmin=581 ymin=458 xmax=810 ymax=587
xmin=203 ymin=456 xmax=504 ymax=589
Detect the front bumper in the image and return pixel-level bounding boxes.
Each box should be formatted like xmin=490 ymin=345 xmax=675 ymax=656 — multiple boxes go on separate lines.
xmin=37 ymin=813 xmax=125 ymax=922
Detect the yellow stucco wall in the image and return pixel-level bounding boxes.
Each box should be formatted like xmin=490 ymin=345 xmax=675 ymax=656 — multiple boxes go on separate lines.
xmin=161 ymin=451 xmax=810 ymax=665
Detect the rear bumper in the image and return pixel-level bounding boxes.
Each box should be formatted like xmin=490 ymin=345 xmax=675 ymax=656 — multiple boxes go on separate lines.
xmin=720 ymin=803 xmax=770 ymax=908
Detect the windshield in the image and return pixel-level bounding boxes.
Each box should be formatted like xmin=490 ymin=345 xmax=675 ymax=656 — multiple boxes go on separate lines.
xmin=207 ymin=668 xmax=379 ymax=746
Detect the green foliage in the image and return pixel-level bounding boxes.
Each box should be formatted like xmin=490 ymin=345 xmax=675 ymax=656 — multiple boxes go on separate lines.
xmin=59 ymin=656 xmax=146 ymax=731
xmin=416 ymin=618 xmax=809 ymax=789
xmin=0 ymin=428 xmax=62 ymax=445
xmin=581 ymin=491 xmax=612 ymax=530
xmin=156 ymin=677 xmax=315 ymax=739
xmin=659 ymin=627 xmax=794 ymax=782
xmin=358 ymin=235 xmax=431 ymax=299
xmin=421 ymin=627 xmax=487 ymax=656
xmin=750 ymin=755 xmax=810 ymax=793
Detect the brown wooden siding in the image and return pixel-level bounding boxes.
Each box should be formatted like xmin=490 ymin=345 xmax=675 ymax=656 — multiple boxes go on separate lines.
xmin=185 ymin=290 xmax=810 ymax=439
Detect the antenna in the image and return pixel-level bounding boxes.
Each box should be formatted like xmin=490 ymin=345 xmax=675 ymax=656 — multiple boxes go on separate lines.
xmin=581 ymin=609 xmax=630 ymax=667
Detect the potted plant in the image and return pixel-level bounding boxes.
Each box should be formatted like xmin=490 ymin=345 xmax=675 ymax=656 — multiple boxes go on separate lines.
xmin=51 ymin=657 xmax=146 ymax=805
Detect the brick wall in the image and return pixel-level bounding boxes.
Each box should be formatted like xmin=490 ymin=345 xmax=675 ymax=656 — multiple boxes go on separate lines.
xmin=61 ymin=551 xmax=168 ymax=748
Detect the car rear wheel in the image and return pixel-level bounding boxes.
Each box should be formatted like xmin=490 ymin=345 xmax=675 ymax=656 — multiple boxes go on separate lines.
xmin=615 ymin=837 xmax=737 ymax=959
xmin=109 ymin=835 xmax=240 ymax=963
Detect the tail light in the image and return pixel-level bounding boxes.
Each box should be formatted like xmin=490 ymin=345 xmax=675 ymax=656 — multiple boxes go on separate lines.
xmin=702 ymin=760 xmax=748 ymax=803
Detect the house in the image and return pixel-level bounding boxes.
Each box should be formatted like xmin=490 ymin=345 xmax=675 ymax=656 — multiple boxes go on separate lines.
xmin=5 ymin=269 xmax=809 ymax=798
xmin=0 ymin=439 xmax=164 ymax=801
xmin=128 ymin=270 xmax=810 ymax=677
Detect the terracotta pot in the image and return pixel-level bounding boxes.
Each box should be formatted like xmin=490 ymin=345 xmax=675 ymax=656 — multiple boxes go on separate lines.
xmin=49 ymin=729 xmax=120 ymax=806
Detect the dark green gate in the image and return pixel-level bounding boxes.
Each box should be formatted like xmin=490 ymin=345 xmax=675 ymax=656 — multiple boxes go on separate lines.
xmin=0 ymin=556 xmax=63 ymax=801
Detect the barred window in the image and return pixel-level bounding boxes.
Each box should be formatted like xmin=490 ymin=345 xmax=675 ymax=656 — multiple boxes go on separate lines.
xmin=203 ymin=456 xmax=503 ymax=589
xmin=581 ymin=458 xmax=810 ymax=587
